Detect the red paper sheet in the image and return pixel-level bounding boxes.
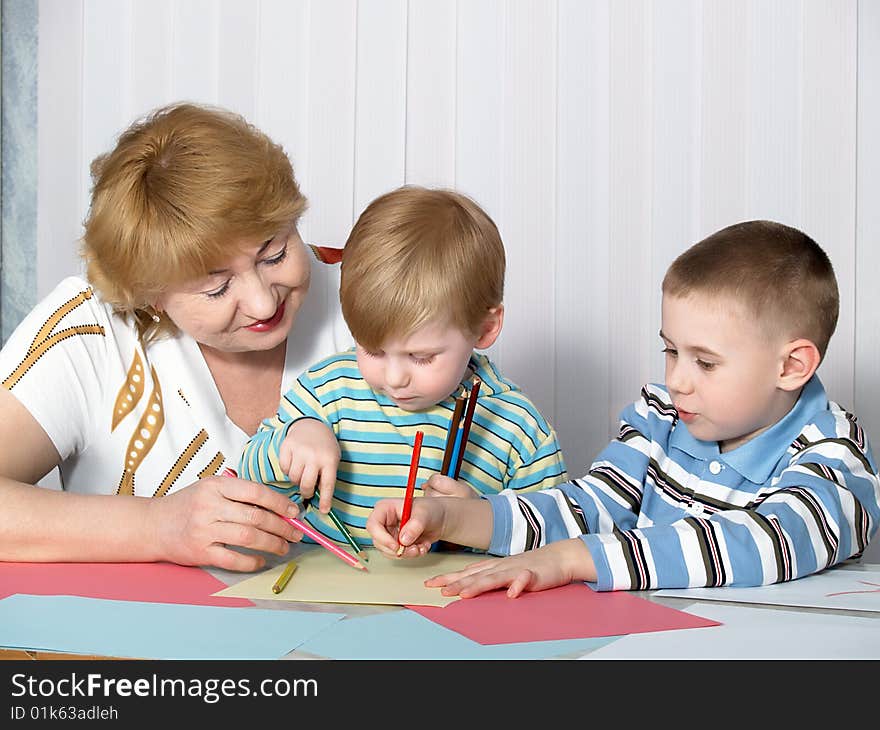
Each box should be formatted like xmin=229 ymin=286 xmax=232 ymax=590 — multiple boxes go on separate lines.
xmin=0 ymin=562 xmax=253 ymax=607
xmin=408 ymin=583 xmax=719 ymax=644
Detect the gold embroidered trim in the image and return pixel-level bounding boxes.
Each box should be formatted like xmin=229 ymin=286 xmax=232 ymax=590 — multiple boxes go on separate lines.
xmin=111 ymin=350 xmax=145 ymax=432
xmin=4 ymin=327 xmax=105 ymax=390
xmin=198 ymin=452 xmax=225 ymax=479
xmin=3 ymin=289 xmax=105 ymax=390
xmin=28 ymin=288 xmax=95 ymax=354
xmin=116 ymin=468 xmax=134 ymax=497
xmin=153 ymin=430 xmax=209 ymax=498
xmin=199 ymin=451 xmax=226 ymax=479
xmin=116 ymin=366 xmax=164 ymax=496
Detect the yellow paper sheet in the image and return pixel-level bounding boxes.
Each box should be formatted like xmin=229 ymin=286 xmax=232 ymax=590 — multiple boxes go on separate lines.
xmin=213 ymin=546 xmax=480 ymax=607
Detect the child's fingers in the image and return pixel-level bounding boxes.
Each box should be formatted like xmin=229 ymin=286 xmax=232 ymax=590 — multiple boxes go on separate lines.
xmin=366 ymin=500 xmax=406 ymax=552
xmin=422 ymin=474 xmax=459 ymax=497
xmin=396 ymin=540 xmax=430 ymax=557
xmin=440 ymin=567 xmax=520 ymax=598
xmin=506 ymin=570 xmax=536 ymax=598
xmin=372 ymin=536 xmax=401 ymax=557
xmin=397 ymin=515 xmax=428 ymax=548
xmin=278 ymin=440 xmax=297 ymax=476
xmin=425 ymin=558 xmax=497 ymax=587
xmin=297 ymin=464 xmax=320 ymax=500
xmin=285 ymin=462 xmax=304 ymax=491
xmin=425 ymin=571 xmax=456 ymax=587
xmin=316 ymin=467 xmax=336 ymax=513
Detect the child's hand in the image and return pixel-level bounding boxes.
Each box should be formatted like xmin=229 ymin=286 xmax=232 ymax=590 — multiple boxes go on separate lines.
xmin=422 ymin=473 xmax=476 ymax=499
xmin=425 ymin=538 xmax=596 ymax=598
xmin=278 ymin=419 xmax=340 ymax=513
xmin=366 ymin=497 xmax=447 ymax=558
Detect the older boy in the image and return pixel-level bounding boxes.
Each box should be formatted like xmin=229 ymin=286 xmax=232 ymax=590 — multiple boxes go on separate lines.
xmin=368 ymin=220 xmax=880 ymax=594
xmin=239 ymin=185 xmax=567 ymax=546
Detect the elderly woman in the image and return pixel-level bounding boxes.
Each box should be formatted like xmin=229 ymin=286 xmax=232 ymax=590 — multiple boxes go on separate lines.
xmin=0 ymin=102 xmax=347 ymax=571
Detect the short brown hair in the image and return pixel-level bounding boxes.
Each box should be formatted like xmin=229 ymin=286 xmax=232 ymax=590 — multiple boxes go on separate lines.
xmin=339 ymin=186 xmax=505 ymax=350
xmin=81 ymin=102 xmax=307 ymax=339
xmin=662 ymin=220 xmax=839 ymax=357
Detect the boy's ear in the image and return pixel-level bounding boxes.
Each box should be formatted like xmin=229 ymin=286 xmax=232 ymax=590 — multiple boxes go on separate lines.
xmin=778 ymin=338 xmax=821 ymax=391
xmin=474 ymin=305 xmax=505 ymax=349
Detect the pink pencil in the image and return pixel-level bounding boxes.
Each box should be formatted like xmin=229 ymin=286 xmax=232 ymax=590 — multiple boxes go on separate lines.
xmin=282 ymin=515 xmax=368 ymax=572
xmin=221 ymin=467 xmax=366 ymax=572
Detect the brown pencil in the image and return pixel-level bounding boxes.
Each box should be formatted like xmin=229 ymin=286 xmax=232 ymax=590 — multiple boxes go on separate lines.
xmin=452 ymin=376 xmax=482 ymax=479
xmin=440 ymin=396 xmax=467 ymax=476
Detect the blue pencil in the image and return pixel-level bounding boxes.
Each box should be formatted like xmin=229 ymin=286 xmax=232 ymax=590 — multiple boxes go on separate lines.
xmin=445 ymin=424 xmax=465 ymax=478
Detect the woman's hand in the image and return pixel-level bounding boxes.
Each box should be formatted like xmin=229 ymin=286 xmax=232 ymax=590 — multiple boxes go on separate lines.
xmin=425 ymin=539 xmax=596 ymax=598
xmin=148 ymin=474 xmax=304 ymax=571
xmin=278 ymin=419 xmax=340 ymax=512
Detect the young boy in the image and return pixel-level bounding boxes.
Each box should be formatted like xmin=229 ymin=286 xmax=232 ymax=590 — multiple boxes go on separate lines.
xmin=239 ymin=185 xmax=568 ymax=546
xmin=368 ymin=220 xmax=880 ymax=595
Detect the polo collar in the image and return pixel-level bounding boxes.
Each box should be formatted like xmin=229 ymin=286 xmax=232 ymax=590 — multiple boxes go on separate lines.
xmin=669 ymin=375 xmax=828 ymax=483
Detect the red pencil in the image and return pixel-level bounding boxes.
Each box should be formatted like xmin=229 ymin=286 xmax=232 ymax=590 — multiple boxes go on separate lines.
xmin=397 ymin=430 xmax=424 ymax=556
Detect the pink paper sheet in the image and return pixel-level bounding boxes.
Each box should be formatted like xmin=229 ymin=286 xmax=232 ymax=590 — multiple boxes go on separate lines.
xmin=408 ymin=583 xmax=719 ymax=644
xmin=0 ymin=562 xmax=253 ymax=607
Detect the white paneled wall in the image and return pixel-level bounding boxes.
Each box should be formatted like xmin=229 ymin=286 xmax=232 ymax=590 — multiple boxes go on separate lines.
xmin=36 ymin=0 xmax=877 ymax=485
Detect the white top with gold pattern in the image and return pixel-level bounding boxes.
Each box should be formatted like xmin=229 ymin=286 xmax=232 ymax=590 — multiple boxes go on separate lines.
xmin=0 ymin=257 xmax=349 ymax=497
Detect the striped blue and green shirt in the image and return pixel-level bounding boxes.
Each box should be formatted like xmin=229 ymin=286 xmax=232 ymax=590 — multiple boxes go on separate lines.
xmin=240 ymin=350 xmax=567 ymax=546
xmin=486 ymin=376 xmax=880 ymax=591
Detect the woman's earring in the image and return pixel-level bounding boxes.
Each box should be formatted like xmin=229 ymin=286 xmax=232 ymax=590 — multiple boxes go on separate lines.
xmin=151 ymin=312 xmax=161 ymax=323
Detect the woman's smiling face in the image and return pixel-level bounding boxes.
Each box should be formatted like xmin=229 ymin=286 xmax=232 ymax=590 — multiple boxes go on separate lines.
xmin=156 ymin=224 xmax=311 ymax=354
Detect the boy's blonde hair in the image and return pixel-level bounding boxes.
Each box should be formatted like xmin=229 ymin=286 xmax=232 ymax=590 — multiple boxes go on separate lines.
xmin=82 ymin=102 xmax=307 ymax=339
xmin=662 ymin=220 xmax=839 ymax=357
xmin=339 ymin=186 xmax=505 ymax=350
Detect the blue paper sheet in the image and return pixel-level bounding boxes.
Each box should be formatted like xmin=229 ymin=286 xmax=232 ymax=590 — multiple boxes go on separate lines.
xmin=299 ymin=608 xmax=620 ymax=659
xmin=0 ymin=594 xmax=345 ymax=659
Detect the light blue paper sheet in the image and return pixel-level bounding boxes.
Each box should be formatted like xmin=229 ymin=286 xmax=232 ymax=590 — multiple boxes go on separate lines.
xmin=580 ymin=602 xmax=880 ymax=659
xmin=298 ymin=608 xmax=619 ymax=659
xmin=0 ymin=594 xmax=345 ymax=659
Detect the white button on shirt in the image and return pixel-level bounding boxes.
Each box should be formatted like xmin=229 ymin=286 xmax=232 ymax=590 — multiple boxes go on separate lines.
xmin=686 ymin=502 xmax=705 ymax=516
xmin=709 ymin=460 xmax=722 ymax=475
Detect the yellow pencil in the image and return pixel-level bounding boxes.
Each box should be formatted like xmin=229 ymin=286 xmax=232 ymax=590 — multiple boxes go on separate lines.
xmin=271 ymin=560 xmax=298 ymax=594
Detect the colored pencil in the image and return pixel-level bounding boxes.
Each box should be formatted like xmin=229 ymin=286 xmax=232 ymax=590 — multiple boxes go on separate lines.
xmin=282 ymin=514 xmax=367 ymax=572
xmin=445 ymin=424 xmax=465 ymax=478
xmin=220 ymin=466 xmax=366 ymax=571
xmin=397 ymin=430 xmax=424 ymax=556
xmin=440 ymin=396 xmax=466 ymax=475
xmin=312 ymin=488 xmax=369 ymax=564
xmin=452 ymin=376 xmax=482 ymax=479
xmin=271 ymin=560 xmax=298 ymax=594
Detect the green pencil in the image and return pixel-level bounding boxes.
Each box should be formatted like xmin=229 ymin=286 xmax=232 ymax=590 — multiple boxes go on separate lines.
xmin=311 ymin=489 xmax=369 ymax=564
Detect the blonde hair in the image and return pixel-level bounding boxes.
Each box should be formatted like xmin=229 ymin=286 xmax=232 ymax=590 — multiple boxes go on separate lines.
xmin=81 ymin=102 xmax=307 ymax=339
xmin=339 ymin=186 xmax=505 ymax=350
xmin=662 ymin=220 xmax=839 ymax=357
